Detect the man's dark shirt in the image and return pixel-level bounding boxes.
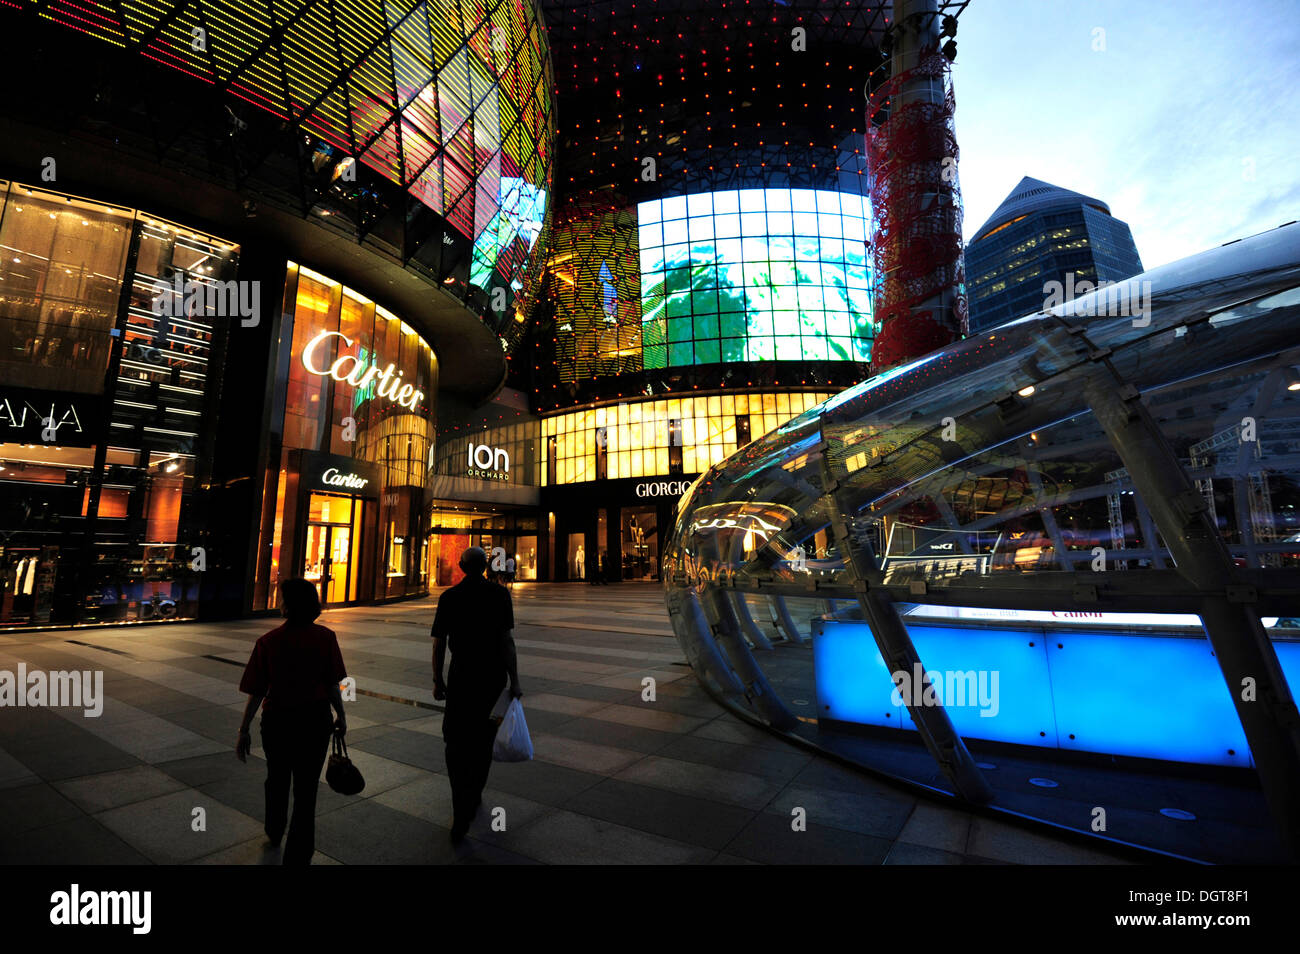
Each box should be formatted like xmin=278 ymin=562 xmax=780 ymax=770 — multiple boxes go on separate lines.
xmin=431 ymin=575 xmax=513 ymax=695
xmin=240 ymin=622 xmax=347 ymax=712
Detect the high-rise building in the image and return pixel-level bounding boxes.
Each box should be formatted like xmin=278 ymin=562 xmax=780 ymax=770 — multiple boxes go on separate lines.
xmin=964 ymin=176 xmax=1143 ymax=333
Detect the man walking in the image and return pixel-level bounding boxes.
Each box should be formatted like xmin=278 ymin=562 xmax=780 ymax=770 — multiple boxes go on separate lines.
xmin=432 ymin=546 xmax=522 ymax=841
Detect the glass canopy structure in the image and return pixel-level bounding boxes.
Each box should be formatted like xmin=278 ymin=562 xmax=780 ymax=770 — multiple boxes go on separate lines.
xmin=664 ymin=222 xmax=1300 ymax=862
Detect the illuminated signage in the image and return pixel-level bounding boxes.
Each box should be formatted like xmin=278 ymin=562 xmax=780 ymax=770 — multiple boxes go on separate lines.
xmin=636 ymin=480 xmax=693 ymax=498
xmin=321 ymin=467 xmax=368 ymax=490
xmin=468 ymin=442 xmax=510 ymax=481
xmin=301 ymin=331 xmax=426 ymax=411
xmin=0 ymin=390 xmax=97 ymax=448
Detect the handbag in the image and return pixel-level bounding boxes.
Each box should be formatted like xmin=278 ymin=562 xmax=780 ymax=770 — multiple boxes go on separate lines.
xmin=325 ymin=731 xmax=365 ymax=795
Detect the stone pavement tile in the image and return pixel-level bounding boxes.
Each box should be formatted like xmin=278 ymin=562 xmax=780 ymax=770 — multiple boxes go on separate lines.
xmin=165 ymin=704 xmax=244 ymax=743
xmin=338 ymin=749 xmax=429 ymax=797
xmin=313 ymin=800 xmax=465 ymax=865
xmin=609 ymin=691 xmax=728 ymax=720
xmin=187 ymin=837 xmax=341 ymax=865
xmin=158 ymin=752 xmax=248 ymax=789
xmin=657 ymin=734 xmax=812 ymax=781
xmin=388 ymin=714 xmax=443 ymax=735
xmin=95 ymin=788 xmax=264 ymax=863
xmin=544 ymin=716 xmax=681 ymax=754
xmin=0 ymin=747 xmax=38 ymax=790
xmin=789 ymin=756 xmax=901 ymax=795
xmin=590 ymin=669 xmax=691 ymax=691
xmin=966 ymin=816 xmax=1133 ymax=865
xmin=723 ymin=812 xmax=893 ymax=865
xmin=1 ymin=814 xmax=151 ymax=865
xmin=564 ymin=778 xmax=757 ymax=851
xmin=374 ymin=774 xmax=553 ymax=835
xmin=688 ymin=714 xmax=799 ymax=751
xmin=539 ymin=683 xmax=639 ymax=705
xmin=4 ymin=730 xmax=142 ymax=782
xmin=764 ymin=781 xmax=916 ymax=840
xmin=350 ymin=727 xmax=447 ymax=773
xmin=519 ymin=693 xmax=609 ymax=717
xmin=884 ymin=842 xmax=965 ymax=865
xmin=531 ymin=733 xmax=645 ymax=775
xmin=587 ymin=703 xmax=709 ymax=734
xmin=453 ymin=840 xmax=544 ymax=865
xmin=485 ymin=758 xmax=605 ymax=806
xmin=896 ymin=802 xmax=972 ymax=854
xmin=54 ymin=766 xmax=189 ymax=814
xmin=493 ymin=809 xmax=715 ymax=865
xmin=0 ymin=782 xmax=86 ymax=836
xmin=196 ymin=766 xmax=352 ymax=821
xmin=615 ymin=755 xmax=781 ymax=810
xmin=507 ymin=706 xmax=576 ymax=733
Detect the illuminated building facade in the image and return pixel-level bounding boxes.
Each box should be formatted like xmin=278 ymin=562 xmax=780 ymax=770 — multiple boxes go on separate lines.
xmin=434 ymin=1 xmax=940 ymax=581
xmin=0 ymin=0 xmax=557 ymax=624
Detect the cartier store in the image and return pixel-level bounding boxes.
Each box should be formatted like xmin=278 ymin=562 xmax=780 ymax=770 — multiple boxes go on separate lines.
xmin=249 ymin=263 xmax=437 ymax=611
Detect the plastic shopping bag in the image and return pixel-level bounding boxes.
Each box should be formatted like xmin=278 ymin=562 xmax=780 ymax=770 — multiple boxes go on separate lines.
xmin=492 ymin=698 xmax=534 ymax=762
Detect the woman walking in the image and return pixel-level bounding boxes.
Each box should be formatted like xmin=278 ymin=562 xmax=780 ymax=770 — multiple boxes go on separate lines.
xmin=236 ymin=578 xmax=348 ymax=864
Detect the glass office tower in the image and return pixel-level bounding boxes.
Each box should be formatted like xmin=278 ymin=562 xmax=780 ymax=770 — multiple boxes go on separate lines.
xmin=965 ymin=176 xmax=1144 ymax=333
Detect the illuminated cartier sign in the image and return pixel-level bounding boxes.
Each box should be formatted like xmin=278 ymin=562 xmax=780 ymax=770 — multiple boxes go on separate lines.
xmin=321 ymin=467 xmax=369 ymax=490
xmin=301 ymin=331 xmax=426 ymax=411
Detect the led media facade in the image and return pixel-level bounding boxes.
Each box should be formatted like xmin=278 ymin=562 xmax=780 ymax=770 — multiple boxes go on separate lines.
xmin=639 ymin=189 xmax=874 ymax=368
xmin=14 ymin=0 xmax=557 ymax=337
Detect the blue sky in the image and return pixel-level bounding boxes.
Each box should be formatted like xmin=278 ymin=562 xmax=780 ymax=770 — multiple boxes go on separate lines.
xmin=949 ymin=0 xmax=1300 ymax=267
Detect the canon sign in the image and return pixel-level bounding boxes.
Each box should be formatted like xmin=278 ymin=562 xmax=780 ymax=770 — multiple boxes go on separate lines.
xmin=636 ymin=480 xmax=692 ymax=498
xmin=321 ymin=467 xmax=369 ymax=490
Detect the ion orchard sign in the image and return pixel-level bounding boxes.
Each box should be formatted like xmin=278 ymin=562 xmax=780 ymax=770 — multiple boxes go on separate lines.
xmin=321 ymin=467 xmax=369 ymax=490
xmin=636 ymin=480 xmax=693 ymax=498
xmin=301 ymin=331 xmax=427 ymax=411
xmin=467 ymin=442 xmax=510 ymax=481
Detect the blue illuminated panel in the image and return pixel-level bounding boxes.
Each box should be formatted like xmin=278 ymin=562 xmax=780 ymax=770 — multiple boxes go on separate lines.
xmin=813 ymin=618 xmax=1300 ymax=768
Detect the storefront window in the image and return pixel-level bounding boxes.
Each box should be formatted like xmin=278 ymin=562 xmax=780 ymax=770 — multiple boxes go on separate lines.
xmin=252 ymin=262 xmax=437 ymax=610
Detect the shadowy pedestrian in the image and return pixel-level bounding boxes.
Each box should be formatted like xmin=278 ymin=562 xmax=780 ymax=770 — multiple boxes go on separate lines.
xmin=237 ymin=578 xmax=347 ymax=865
xmin=432 ymin=546 xmax=522 ymax=841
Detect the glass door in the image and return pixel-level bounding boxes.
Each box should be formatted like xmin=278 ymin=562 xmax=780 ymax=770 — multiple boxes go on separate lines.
xmin=304 ymin=492 xmax=358 ymax=605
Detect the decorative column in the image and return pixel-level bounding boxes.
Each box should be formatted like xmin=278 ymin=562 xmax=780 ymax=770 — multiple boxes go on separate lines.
xmin=867 ymin=0 xmax=967 ymax=372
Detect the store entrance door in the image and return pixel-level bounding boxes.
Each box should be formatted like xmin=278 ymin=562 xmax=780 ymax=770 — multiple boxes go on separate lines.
xmin=303 ymin=492 xmax=362 ymax=605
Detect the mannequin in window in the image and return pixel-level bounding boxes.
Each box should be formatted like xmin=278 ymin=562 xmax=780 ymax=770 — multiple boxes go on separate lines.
xmin=574 ymin=544 xmax=585 ymax=579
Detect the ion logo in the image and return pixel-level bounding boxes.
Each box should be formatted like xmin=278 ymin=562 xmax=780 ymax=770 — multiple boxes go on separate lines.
xmin=468 ymin=442 xmax=510 ymax=481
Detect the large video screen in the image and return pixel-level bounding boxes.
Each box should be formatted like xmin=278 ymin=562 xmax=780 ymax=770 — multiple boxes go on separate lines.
xmin=638 ymin=189 xmax=874 ymax=367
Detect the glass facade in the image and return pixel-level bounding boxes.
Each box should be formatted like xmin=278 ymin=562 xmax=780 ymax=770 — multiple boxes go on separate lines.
xmin=540 ymin=391 xmax=833 ymax=485
xmin=5 ymin=0 xmax=558 ymax=345
xmin=0 ymin=181 xmax=238 ymax=628
xmin=252 ymin=263 xmax=437 ymax=610
xmin=662 ymin=223 xmax=1300 ymax=844
xmin=965 ymin=178 xmax=1143 ymax=333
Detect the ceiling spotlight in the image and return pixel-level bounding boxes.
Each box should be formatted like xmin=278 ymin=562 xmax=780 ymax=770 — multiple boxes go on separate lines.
xmin=1285 ymin=367 xmax=1300 ymax=391
xmin=1017 ymin=385 xmax=1036 ymax=397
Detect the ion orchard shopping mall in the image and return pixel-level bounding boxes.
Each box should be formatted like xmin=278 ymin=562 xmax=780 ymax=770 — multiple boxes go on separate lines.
xmin=4 ymin=0 xmax=1300 ymax=862
xmin=0 ymin=0 xmax=891 ymax=623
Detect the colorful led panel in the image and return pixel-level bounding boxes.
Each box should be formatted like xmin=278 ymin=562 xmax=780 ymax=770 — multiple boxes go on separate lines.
xmin=639 ymin=189 xmax=874 ymax=368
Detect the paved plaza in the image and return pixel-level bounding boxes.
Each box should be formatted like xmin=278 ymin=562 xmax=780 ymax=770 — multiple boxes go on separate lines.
xmin=0 ymin=584 xmax=1131 ymax=865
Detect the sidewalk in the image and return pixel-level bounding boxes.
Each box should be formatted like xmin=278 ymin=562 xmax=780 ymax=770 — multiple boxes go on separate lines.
xmin=0 ymin=583 xmax=1130 ymax=864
